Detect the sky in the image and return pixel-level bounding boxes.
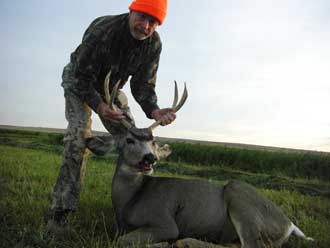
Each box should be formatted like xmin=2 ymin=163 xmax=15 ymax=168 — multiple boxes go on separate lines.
xmin=1 ymin=0 xmax=330 ymax=152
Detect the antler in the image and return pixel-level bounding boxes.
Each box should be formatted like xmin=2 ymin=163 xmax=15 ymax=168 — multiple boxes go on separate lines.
xmin=148 ymin=81 xmax=188 ymax=130
xmin=104 ymin=70 xmax=133 ymax=129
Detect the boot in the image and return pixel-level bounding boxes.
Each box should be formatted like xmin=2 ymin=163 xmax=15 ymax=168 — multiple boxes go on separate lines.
xmin=45 ymin=210 xmax=72 ymax=239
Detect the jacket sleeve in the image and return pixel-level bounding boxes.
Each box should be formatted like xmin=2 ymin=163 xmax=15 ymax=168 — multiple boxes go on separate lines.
xmin=69 ymin=20 xmax=105 ymax=112
xmin=130 ymin=45 xmax=162 ymax=119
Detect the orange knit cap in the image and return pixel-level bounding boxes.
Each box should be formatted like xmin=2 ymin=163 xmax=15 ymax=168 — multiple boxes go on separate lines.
xmin=129 ymin=0 xmax=167 ymax=25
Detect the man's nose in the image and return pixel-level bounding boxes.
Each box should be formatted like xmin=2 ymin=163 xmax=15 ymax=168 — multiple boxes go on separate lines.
xmin=141 ymin=19 xmax=150 ymax=30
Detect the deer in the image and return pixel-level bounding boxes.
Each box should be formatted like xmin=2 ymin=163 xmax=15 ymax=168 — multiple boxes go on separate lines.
xmin=85 ymin=72 xmax=314 ymax=248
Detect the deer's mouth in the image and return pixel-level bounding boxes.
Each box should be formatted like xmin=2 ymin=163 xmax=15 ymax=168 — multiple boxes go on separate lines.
xmin=137 ymin=161 xmax=154 ymax=175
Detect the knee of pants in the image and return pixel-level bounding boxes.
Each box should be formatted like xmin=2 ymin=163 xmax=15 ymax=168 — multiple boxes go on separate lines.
xmin=63 ymin=127 xmax=88 ymax=154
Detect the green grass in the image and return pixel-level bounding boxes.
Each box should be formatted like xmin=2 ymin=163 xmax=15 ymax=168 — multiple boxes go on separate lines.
xmin=0 ymin=145 xmax=116 ymax=248
xmin=169 ymin=142 xmax=330 ymax=181
xmin=0 ymin=129 xmax=330 ymax=247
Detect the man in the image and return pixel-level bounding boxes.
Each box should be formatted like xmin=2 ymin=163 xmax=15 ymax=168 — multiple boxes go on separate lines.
xmin=47 ymin=0 xmax=175 ymax=232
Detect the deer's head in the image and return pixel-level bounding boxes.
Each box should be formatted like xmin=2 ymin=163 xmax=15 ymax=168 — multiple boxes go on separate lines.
xmin=86 ymin=71 xmax=187 ymax=175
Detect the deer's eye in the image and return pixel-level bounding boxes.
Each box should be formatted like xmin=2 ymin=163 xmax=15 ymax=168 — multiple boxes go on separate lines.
xmin=126 ymin=138 xmax=135 ymax=145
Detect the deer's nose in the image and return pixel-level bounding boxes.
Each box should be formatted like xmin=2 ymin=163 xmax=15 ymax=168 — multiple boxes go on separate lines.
xmin=143 ymin=153 xmax=156 ymax=164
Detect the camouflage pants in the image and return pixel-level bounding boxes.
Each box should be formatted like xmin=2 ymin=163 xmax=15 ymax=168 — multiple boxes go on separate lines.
xmin=51 ymin=65 xmax=134 ymax=212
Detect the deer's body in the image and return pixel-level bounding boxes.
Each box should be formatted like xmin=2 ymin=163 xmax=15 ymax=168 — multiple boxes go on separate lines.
xmin=87 ymin=131 xmax=313 ymax=248
xmin=85 ymin=79 xmax=313 ymax=247
xmin=113 ymin=166 xmax=232 ymax=243
xmin=112 ymin=156 xmax=296 ymax=247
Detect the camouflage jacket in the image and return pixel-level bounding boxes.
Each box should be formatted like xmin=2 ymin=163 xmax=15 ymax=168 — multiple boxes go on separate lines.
xmin=63 ymin=13 xmax=162 ymax=118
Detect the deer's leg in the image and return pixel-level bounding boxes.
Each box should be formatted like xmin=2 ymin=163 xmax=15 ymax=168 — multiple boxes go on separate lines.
xmin=228 ymin=209 xmax=264 ymax=248
xmin=174 ymin=238 xmax=235 ymax=248
xmin=118 ymin=224 xmax=179 ymax=247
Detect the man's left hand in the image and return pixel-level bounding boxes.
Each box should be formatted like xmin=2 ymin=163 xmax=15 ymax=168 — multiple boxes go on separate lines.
xmin=151 ymin=108 xmax=176 ymax=126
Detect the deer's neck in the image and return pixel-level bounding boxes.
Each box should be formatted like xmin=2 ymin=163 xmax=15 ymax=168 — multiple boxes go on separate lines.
xmin=111 ymin=156 xmax=146 ymax=215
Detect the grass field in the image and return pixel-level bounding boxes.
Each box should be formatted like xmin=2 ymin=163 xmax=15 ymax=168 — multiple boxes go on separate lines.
xmin=0 ymin=128 xmax=329 ymax=248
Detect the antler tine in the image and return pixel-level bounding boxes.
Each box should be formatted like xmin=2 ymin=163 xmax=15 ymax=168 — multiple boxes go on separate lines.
xmin=109 ymin=79 xmax=121 ymax=110
xmin=148 ymin=82 xmax=188 ymax=131
xmin=104 ymin=70 xmax=133 ymax=129
xmin=148 ymin=119 xmax=162 ymax=131
xmin=173 ymin=82 xmax=188 ymax=112
xmin=104 ymin=70 xmax=112 ymax=105
xmin=121 ymin=116 xmax=134 ymax=129
xmin=172 ymin=81 xmax=179 ymax=108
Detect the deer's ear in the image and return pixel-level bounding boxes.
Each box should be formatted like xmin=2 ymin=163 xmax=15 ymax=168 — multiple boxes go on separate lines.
xmin=85 ymin=136 xmax=116 ymax=156
xmin=158 ymin=144 xmax=172 ymax=159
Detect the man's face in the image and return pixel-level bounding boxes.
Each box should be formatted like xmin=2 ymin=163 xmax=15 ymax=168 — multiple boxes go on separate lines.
xmin=129 ymin=11 xmax=159 ymax=40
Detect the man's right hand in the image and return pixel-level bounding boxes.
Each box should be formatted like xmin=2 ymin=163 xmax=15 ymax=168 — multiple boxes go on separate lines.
xmin=97 ymin=102 xmax=126 ymax=122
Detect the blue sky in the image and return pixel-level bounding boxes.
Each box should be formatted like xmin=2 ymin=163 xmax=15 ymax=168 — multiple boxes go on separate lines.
xmin=1 ymin=0 xmax=330 ymax=152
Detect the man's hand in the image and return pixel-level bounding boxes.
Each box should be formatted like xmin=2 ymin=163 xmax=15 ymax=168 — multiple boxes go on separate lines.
xmin=97 ymin=102 xmax=126 ymax=122
xmin=151 ymin=108 xmax=176 ymax=126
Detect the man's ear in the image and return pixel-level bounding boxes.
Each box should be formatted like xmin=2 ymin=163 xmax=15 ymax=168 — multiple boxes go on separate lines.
xmin=85 ymin=136 xmax=116 ymax=156
xmin=158 ymin=144 xmax=172 ymax=160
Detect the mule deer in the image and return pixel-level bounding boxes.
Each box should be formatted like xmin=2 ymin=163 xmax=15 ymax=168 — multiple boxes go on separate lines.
xmin=86 ymin=73 xmax=313 ymax=248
